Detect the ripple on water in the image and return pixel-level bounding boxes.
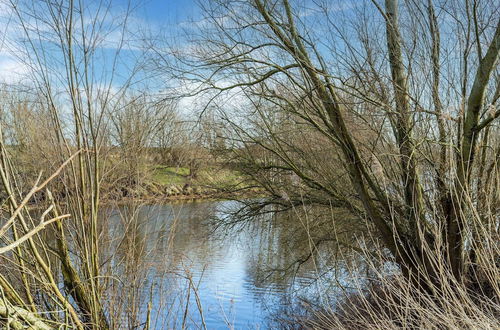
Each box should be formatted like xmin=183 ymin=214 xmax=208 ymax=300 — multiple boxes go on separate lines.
xmin=103 ymin=200 xmax=364 ymax=329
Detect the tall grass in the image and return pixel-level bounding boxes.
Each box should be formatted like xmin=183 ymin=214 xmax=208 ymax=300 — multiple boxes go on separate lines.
xmin=300 ymin=192 xmax=500 ymax=329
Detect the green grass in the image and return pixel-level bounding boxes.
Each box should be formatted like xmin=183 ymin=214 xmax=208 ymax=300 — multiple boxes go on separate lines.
xmin=152 ymin=166 xmax=189 ymax=185
xmin=197 ymin=167 xmax=248 ymax=189
xmin=151 ymin=164 xmax=252 ymax=191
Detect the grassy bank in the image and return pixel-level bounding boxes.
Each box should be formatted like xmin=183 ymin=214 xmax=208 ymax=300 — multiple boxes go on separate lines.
xmin=104 ymin=164 xmax=261 ymax=202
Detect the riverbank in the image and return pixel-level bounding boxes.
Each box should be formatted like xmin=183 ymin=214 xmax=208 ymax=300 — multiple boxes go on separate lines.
xmin=101 ymin=165 xmax=263 ymax=203
xmin=295 ymin=271 xmax=500 ymax=330
xmin=104 ymin=182 xmax=263 ymax=204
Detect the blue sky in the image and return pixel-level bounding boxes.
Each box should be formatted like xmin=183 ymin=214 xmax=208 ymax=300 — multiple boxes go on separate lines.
xmin=0 ymin=0 xmax=354 ymax=87
xmin=0 ymin=0 xmax=203 ymax=85
xmin=139 ymin=0 xmax=200 ymax=23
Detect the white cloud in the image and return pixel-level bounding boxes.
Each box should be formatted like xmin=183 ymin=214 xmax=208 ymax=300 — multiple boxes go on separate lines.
xmin=0 ymin=0 xmax=155 ymax=85
xmin=0 ymin=0 xmax=29 ymax=83
xmin=0 ymin=56 xmax=30 ymax=83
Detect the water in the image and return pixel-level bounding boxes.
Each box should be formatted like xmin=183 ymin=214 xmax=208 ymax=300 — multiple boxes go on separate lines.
xmin=100 ymin=200 xmax=366 ymax=329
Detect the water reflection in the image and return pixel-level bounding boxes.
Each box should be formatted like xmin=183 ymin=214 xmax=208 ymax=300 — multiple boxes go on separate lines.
xmin=99 ymin=200 xmax=368 ymax=329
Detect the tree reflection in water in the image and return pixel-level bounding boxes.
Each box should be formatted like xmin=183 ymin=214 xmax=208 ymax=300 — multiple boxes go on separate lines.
xmin=98 ymin=200 xmax=374 ymax=328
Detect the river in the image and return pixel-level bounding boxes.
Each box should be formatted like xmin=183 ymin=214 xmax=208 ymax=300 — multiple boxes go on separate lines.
xmin=100 ymin=200 xmax=367 ymax=329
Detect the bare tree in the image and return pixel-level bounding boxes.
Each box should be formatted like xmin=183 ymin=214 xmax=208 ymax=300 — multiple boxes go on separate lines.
xmin=0 ymin=0 xmax=143 ymax=327
xmin=108 ymin=94 xmax=176 ymax=189
xmin=161 ymin=0 xmax=500 ymax=291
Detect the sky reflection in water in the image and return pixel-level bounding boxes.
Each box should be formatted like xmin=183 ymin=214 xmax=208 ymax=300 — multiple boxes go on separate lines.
xmin=101 ymin=200 xmax=365 ymax=329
